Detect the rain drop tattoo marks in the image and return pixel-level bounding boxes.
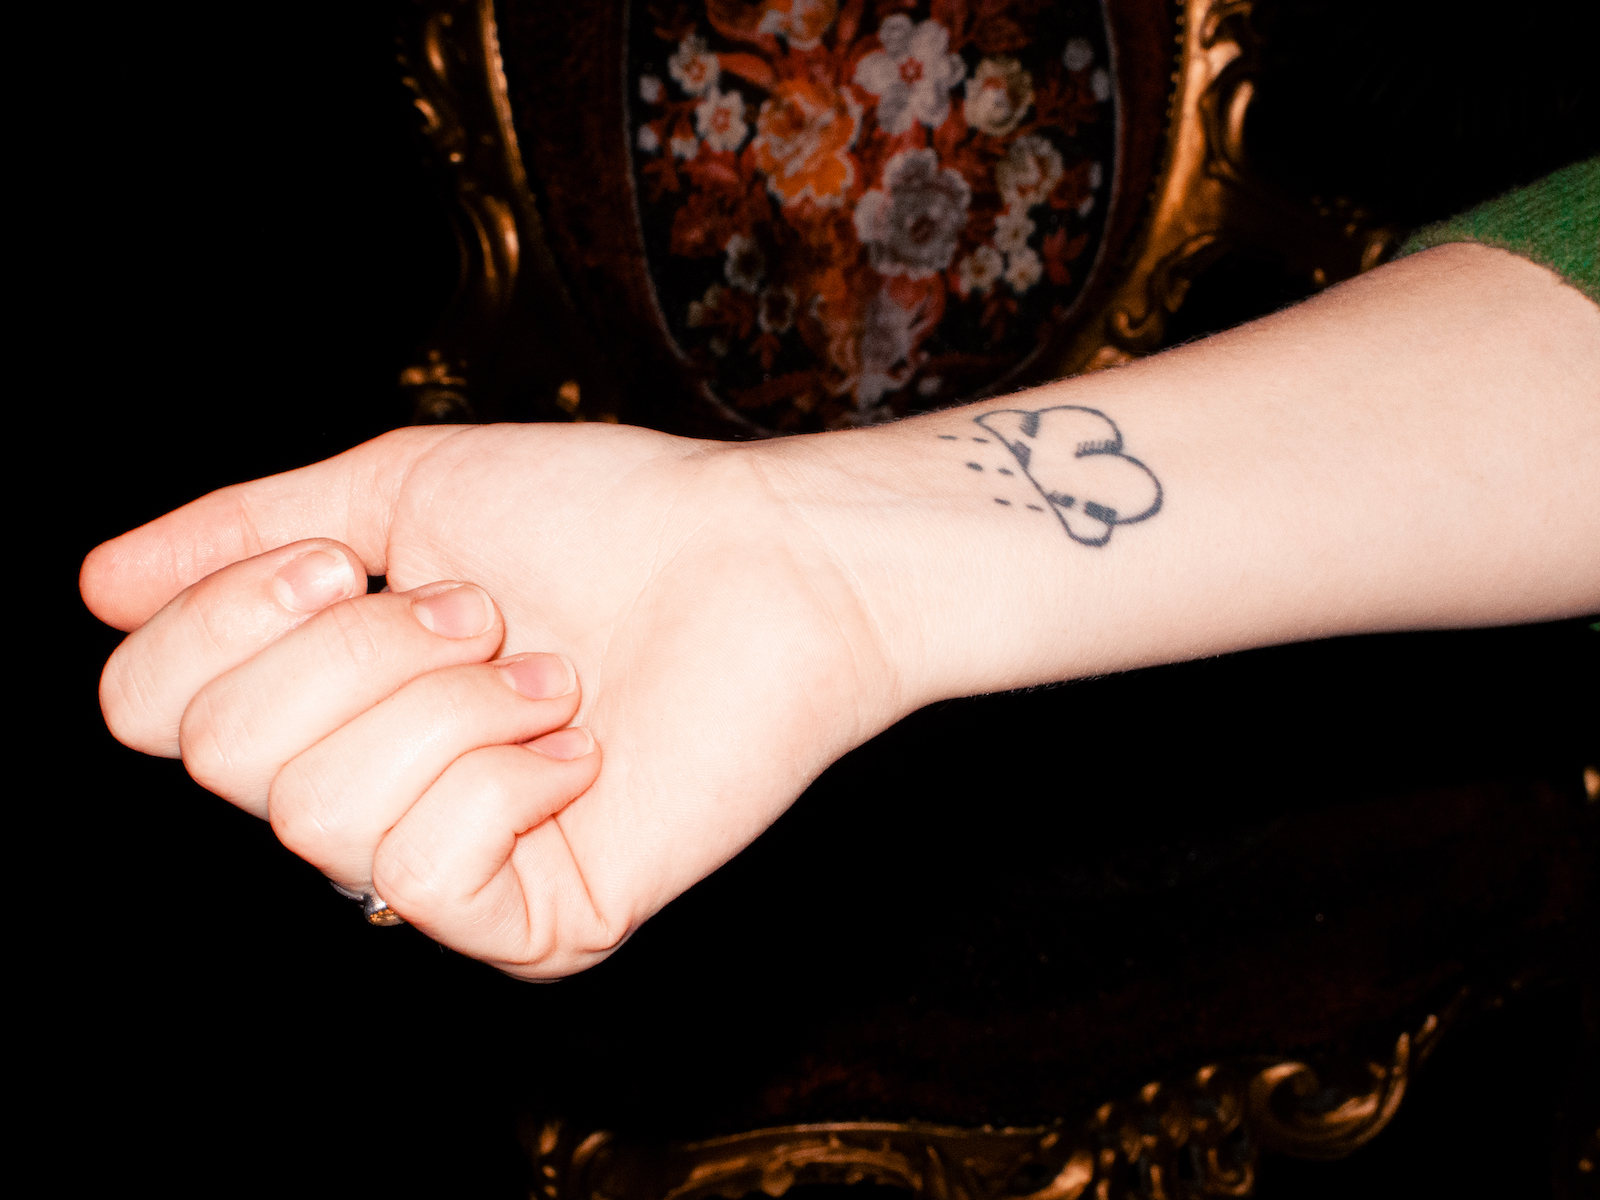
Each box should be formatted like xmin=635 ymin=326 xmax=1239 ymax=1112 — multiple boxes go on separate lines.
xmin=940 ymin=406 xmax=1162 ymax=546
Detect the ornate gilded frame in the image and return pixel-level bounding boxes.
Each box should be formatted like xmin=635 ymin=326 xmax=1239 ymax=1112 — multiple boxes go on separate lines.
xmin=397 ymin=0 xmax=1393 ymax=423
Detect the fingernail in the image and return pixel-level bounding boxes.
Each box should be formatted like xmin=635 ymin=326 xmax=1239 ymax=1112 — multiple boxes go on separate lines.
xmin=497 ymin=654 xmax=576 ymax=700
xmin=274 ymin=550 xmax=358 ymax=613
xmin=526 ymin=726 xmax=594 ymax=761
xmin=411 ymin=583 xmax=494 ymax=639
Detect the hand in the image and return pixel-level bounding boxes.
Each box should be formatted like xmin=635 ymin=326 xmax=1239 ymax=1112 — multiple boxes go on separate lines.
xmin=96 ymin=533 xmax=603 ymax=967
xmin=84 ymin=424 xmax=902 ymax=978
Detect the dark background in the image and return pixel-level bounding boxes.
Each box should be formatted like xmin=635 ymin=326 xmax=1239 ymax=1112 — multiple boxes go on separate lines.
xmin=38 ymin=0 xmax=1598 ymax=1195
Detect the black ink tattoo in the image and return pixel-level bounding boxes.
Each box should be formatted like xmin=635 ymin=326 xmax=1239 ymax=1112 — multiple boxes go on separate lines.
xmin=954 ymin=405 xmax=1163 ymax=546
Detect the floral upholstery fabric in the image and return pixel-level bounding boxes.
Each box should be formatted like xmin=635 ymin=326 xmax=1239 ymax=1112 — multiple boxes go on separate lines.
xmin=628 ymin=0 xmax=1116 ymax=433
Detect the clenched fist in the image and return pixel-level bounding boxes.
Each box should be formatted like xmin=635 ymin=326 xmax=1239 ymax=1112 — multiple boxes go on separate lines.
xmin=83 ymin=423 xmax=902 ymax=978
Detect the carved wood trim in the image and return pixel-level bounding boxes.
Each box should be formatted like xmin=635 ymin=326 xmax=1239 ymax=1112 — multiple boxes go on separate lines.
xmin=520 ymin=1003 xmax=1454 ymax=1200
xmin=398 ymin=0 xmax=602 ymax=423
xmin=1055 ymin=0 xmax=1397 ymax=375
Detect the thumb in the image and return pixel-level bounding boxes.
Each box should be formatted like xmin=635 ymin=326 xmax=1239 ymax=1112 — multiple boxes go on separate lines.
xmin=81 ymin=426 xmax=462 ymax=631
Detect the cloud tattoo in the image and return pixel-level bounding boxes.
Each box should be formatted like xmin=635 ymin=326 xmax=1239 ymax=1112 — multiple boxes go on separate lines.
xmin=974 ymin=406 xmax=1162 ymax=546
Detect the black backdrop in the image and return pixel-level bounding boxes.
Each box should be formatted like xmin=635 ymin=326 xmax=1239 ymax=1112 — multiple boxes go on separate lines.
xmin=40 ymin=1 xmax=1599 ymax=1195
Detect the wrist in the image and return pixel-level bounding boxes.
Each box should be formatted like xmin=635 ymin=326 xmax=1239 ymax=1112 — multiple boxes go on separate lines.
xmin=744 ymin=406 xmax=1103 ymax=714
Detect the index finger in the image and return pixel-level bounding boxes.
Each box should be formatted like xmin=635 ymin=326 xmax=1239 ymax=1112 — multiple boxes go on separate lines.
xmin=79 ymin=424 xmax=464 ymax=632
xmin=99 ymin=538 xmax=368 ymax=757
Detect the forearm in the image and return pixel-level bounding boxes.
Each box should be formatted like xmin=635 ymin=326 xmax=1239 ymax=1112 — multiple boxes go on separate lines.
xmin=753 ymin=244 xmax=1600 ymax=712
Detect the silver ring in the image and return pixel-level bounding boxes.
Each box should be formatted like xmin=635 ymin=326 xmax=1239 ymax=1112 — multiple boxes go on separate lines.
xmin=330 ymin=881 xmax=407 ymax=927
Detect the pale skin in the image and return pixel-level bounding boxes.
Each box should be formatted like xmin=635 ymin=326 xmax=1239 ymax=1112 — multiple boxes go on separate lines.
xmin=82 ymin=244 xmax=1600 ymax=978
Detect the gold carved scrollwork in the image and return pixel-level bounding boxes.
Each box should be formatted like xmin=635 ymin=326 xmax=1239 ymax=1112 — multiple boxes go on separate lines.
xmin=398 ymin=0 xmax=531 ymax=422
xmin=1245 ymin=1014 xmax=1442 ymax=1161
xmin=521 ymin=1010 xmax=1448 ymax=1200
xmin=1058 ymin=0 xmax=1397 ymax=375
xmin=401 ymin=0 xmax=618 ymax=424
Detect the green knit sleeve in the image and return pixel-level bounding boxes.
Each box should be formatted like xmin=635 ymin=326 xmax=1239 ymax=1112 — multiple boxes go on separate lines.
xmin=1396 ymin=157 xmax=1599 ymax=305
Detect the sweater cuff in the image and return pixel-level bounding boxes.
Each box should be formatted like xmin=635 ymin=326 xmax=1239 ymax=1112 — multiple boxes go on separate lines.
xmin=1396 ymin=157 xmax=1598 ymax=306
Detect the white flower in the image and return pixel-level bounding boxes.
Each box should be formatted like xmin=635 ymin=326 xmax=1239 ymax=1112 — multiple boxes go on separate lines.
xmin=1005 ymin=245 xmax=1043 ymax=292
xmin=853 ymin=147 xmax=972 ymax=279
xmin=696 ymin=87 xmax=748 ymax=152
xmin=992 ymin=209 xmax=1035 ymax=257
xmin=956 ymin=245 xmax=1004 ymax=296
xmin=756 ymin=0 xmax=837 ymax=50
xmin=669 ymin=34 xmax=719 ymax=96
xmin=1063 ymin=37 xmax=1094 ymax=73
xmin=637 ymin=124 xmax=660 ymax=153
xmin=670 ymin=129 xmax=699 ymax=159
xmin=853 ymin=14 xmax=965 ymax=134
xmin=963 ymin=56 xmax=1034 ymax=137
xmin=639 ymin=74 xmax=664 ymax=104
xmin=724 ymin=233 xmax=765 ymax=292
xmin=1077 ymin=193 xmax=1095 ymax=217
xmin=1089 ymin=160 xmax=1104 ymax=190
xmin=995 ymin=134 xmax=1064 ymax=210
xmin=1092 ymin=68 xmax=1111 ymax=103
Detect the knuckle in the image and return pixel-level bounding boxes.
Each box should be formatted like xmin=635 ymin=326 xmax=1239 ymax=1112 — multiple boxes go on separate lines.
xmin=450 ymin=743 xmax=518 ymax=809
xmin=504 ymin=908 xmax=630 ymax=982
xmin=178 ymin=587 xmax=234 ymax=660
xmin=503 ymin=828 xmax=633 ymax=976
xmin=411 ymin=667 xmax=480 ymax=725
xmin=371 ymin=828 xmax=444 ymax=915
xmin=177 ymin=685 xmax=253 ymax=798
xmin=371 ymin=750 xmax=511 ymax=913
xmin=99 ymin=655 xmax=174 ymax=755
xmin=585 ymin=909 xmax=634 ymax=957
xmin=267 ymin=761 xmax=351 ymax=865
xmin=558 ymin=899 xmax=633 ymax=969
xmin=313 ymin=599 xmax=388 ymax=669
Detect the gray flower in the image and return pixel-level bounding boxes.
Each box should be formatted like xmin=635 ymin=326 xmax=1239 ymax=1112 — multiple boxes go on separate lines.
xmin=757 ymin=286 xmax=796 ymax=333
xmin=1063 ymin=37 xmax=1094 ymax=73
xmin=723 ymin=234 xmax=765 ymax=292
xmin=853 ymin=148 xmax=972 ymax=279
xmin=856 ymin=289 xmax=917 ymax=406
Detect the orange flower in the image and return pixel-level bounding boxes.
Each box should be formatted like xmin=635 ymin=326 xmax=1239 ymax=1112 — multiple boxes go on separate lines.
xmin=751 ymin=79 xmax=861 ymax=208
